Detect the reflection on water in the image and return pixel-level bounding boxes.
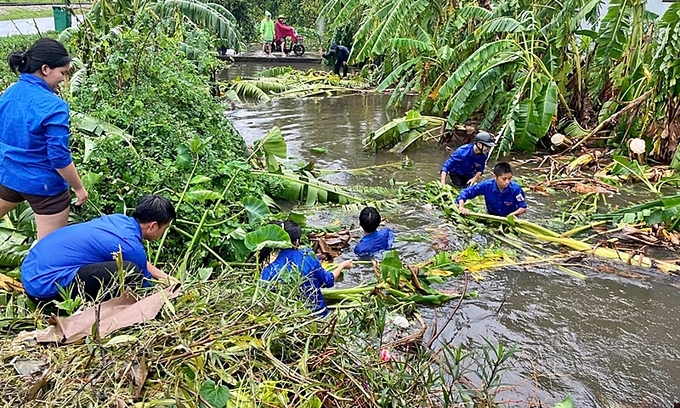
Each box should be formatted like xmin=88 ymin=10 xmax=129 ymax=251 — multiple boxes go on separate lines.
xmin=225 ymin=93 xmax=680 ymax=407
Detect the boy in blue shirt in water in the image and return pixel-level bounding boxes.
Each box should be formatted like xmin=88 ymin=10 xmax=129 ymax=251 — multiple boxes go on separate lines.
xmin=261 ymin=220 xmax=353 ymax=316
xmin=354 ymin=207 xmax=395 ymax=257
xmin=456 ymin=162 xmax=527 ymax=217
xmin=440 ymin=131 xmax=495 ymax=187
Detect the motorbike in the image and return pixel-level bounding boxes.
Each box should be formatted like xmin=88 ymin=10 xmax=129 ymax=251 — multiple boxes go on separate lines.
xmin=271 ymin=31 xmax=306 ymax=57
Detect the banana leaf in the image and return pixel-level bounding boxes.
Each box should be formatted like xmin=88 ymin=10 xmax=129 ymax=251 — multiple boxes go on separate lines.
xmin=259 ymin=170 xmax=362 ymax=205
xmin=363 ymin=110 xmax=445 ymax=152
xmin=244 ymin=225 xmax=291 ymax=252
xmin=241 ymin=196 xmax=271 ymax=226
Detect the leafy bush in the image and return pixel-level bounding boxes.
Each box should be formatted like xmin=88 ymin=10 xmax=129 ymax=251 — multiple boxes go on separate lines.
xmin=63 ymin=23 xmax=268 ymax=262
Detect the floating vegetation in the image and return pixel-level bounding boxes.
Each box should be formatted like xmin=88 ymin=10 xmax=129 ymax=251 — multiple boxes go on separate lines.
xmin=593 ymin=193 xmax=680 ymax=233
xmin=424 ymin=182 xmax=680 ymax=276
xmin=223 ymin=68 xmax=370 ymax=104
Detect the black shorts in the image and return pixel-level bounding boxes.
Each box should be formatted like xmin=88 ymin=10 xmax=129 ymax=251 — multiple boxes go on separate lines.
xmin=0 ymin=184 xmax=70 ymax=215
xmin=448 ymin=173 xmax=472 ymax=187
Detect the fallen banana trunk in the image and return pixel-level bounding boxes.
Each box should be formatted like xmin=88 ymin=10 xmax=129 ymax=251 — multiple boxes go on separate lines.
xmin=467 ymin=212 xmax=680 ymax=274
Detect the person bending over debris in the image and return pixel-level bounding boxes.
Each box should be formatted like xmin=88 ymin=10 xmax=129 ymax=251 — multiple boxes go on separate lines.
xmin=456 ymin=162 xmax=527 ymax=217
xmin=354 ymin=206 xmax=394 ymax=257
xmin=321 ymin=43 xmax=350 ymax=77
xmin=21 ymin=195 xmax=178 ymax=304
xmin=440 ymin=131 xmax=495 ymax=187
xmin=261 ymin=220 xmax=352 ymax=316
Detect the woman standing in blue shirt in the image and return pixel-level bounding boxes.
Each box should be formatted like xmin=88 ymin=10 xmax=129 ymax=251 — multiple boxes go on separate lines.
xmin=0 ymin=38 xmax=88 ymax=240
xmin=261 ymin=220 xmax=353 ymax=316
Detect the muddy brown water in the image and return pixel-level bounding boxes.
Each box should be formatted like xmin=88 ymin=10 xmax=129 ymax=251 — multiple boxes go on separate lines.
xmin=223 ymin=63 xmax=680 ymax=407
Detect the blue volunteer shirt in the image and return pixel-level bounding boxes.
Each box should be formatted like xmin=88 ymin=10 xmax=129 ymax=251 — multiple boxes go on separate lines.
xmin=441 ymin=143 xmax=487 ymax=178
xmin=261 ymin=248 xmax=335 ymax=316
xmin=354 ymin=228 xmax=395 ymax=257
xmin=456 ymin=179 xmax=527 ymax=217
xmin=21 ymin=214 xmax=152 ymax=299
xmin=0 ymin=74 xmax=72 ymax=196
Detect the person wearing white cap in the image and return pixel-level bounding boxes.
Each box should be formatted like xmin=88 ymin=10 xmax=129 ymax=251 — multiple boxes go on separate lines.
xmin=274 ymin=14 xmax=295 ymax=57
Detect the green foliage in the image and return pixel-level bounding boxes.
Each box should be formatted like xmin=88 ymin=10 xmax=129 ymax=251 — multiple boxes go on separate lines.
xmin=651 ymin=2 xmax=680 ymax=167
xmin=199 ymin=379 xmax=230 ymax=408
xmin=244 ymin=224 xmax=292 ymax=252
xmin=254 ymin=127 xmax=287 ymax=172
xmin=55 ymin=16 xmax=269 ymax=263
xmin=362 ymin=110 xmax=445 ymax=153
xmin=321 ymin=0 xmax=680 ymax=161
xmin=592 ymin=193 xmax=680 ymax=230
xmin=241 ymin=196 xmax=272 ymax=225
xmin=54 ymin=284 xmax=83 ymax=316
xmin=554 ymin=395 xmax=575 ymax=408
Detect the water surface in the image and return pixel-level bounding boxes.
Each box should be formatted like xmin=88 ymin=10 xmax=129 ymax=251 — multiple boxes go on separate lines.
xmin=224 ymin=88 xmax=680 ymax=407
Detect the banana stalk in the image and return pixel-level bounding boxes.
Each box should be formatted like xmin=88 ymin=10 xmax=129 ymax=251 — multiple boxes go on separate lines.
xmin=517 ymin=228 xmax=680 ymax=274
xmin=468 ymin=212 xmax=678 ymax=274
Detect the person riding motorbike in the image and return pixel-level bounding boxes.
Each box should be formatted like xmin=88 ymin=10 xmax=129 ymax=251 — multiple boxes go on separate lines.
xmin=274 ymin=15 xmax=296 ymax=57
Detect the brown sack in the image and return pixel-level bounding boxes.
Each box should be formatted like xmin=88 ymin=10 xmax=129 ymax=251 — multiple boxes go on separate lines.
xmin=35 ymin=285 xmax=181 ymax=345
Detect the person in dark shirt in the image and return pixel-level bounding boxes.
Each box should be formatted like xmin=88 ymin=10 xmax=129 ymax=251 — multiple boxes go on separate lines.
xmin=354 ymin=207 xmax=395 ymax=257
xmin=261 ymin=220 xmax=352 ymax=316
xmin=440 ymin=131 xmax=495 ymax=187
xmin=21 ymin=195 xmax=178 ymax=303
xmin=0 ymin=38 xmax=88 ymax=240
xmin=321 ymin=43 xmax=350 ymax=77
xmin=456 ymin=162 xmax=527 ymax=217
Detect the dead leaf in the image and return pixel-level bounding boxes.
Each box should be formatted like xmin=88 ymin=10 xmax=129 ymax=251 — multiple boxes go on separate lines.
xmin=131 ymin=355 xmax=147 ymax=398
xmin=309 ymin=230 xmax=350 ymax=262
xmin=26 ymin=369 xmax=49 ymax=401
xmin=573 ymin=183 xmax=609 ymax=194
xmin=0 ymin=273 xmax=23 ymax=293
xmin=407 ymin=266 xmax=425 ymax=293
xmin=526 ymin=184 xmax=551 ymax=196
xmin=12 ymin=358 xmax=47 ymax=377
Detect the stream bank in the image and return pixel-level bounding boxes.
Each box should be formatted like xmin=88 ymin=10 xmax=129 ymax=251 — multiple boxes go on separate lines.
xmin=223 ymin=72 xmax=680 ymax=407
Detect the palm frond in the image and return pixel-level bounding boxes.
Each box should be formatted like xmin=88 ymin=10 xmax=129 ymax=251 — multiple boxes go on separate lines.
xmin=260 ymin=170 xmax=362 ymax=205
xmin=153 ymin=0 xmax=242 ymax=51
xmin=390 ymin=38 xmax=435 ymax=53
xmin=363 ymin=110 xmax=444 ymax=152
xmin=474 ymin=16 xmax=526 ymax=36
xmin=375 ymin=58 xmax=421 ymax=92
xmin=253 ymin=66 xmax=293 ymax=78
xmin=231 ymin=81 xmax=272 ymax=102
xmin=439 ymin=40 xmax=516 ymax=100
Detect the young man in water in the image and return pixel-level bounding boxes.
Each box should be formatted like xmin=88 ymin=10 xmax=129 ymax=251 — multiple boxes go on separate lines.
xmin=440 ymin=131 xmax=495 ymax=187
xmin=456 ymin=162 xmax=527 ymax=217
xmin=354 ymin=207 xmax=395 ymax=257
